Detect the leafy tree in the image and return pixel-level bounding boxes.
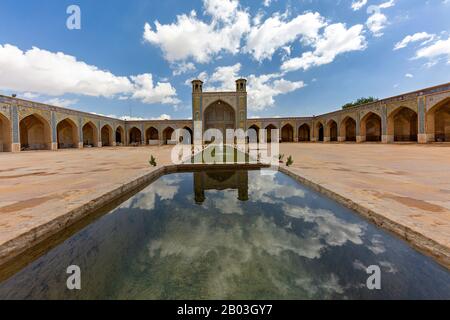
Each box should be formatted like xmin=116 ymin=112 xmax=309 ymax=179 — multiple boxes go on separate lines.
xmin=342 ymin=97 xmax=378 ymax=109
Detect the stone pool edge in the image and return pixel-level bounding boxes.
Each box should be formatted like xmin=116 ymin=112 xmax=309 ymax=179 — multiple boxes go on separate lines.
xmin=0 ymin=163 xmax=448 ymax=271
xmin=279 ymin=166 xmax=450 ymax=270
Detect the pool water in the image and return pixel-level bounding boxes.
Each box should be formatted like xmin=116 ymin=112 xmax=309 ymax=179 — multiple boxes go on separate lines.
xmin=0 ymin=170 xmax=449 ymax=299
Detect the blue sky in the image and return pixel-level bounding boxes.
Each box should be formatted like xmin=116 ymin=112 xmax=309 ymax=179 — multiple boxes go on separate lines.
xmin=0 ymin=0 xmax=449 ymax=120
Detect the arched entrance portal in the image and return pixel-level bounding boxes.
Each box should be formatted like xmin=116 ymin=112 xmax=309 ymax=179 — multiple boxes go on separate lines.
xmin=361 ymin=112 xmax=382 ymax=142
xmin=298 ymin=124 xmax=310 ymax=142
xmin=204 ymin=100 xmax=235 ymax=142
xmin=327 ymin=120 xmax=338 ymax=142
xmin=182 ymin=126 xmax=193 ymax=144
xmin=82 ymin=122 xmax=98 ymax=147
xmin=281 ymin=124 xmax=294 ymax=142
xmin=265 ymin=124 xmax=278 ymax=143
xmin=340 ymin=117 xmax=356 ymax=142
xmin=248 ymin=124 xmax=260 ymax=143
xmin=129 ymin=127 xmax=142 ymax=145
xmin=101 ymin=125 xmax=113 ymax=147
xmin=116 ymin=126 xmax=124 ymax=145
xmin=316 ymin=122 xmax=324 ymax=142
xmin=427 ymin=99 xmax=450 ymax=142
xmin=389 ymin=107 xmax=418 ymax=142
xmin=146 ymin=127 xmax=159 ymax=144
xmin=0 ymin=113 xmax=11 ymax=152
xmin=57 ymin=118 xmax=78 ymax=149
xmin=20 ymin=114 xmax=52 ymax=151
xmin=163 ymin=127 xmax=175 ymax=144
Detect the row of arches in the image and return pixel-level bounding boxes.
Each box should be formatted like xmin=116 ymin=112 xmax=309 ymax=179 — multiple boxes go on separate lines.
xmin=248 ymin=105 xmax=435 ymax=143
xmin=313 ymin=108 xmax=419 ymax=143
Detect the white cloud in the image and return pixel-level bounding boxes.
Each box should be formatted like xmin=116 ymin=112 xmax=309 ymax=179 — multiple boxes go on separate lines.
xmin=414 ymin=37 xmax=450 ymax=64
xmin=22 ymin=92 xmax=40 ymax=99
xmin=151 ymin=114 xmax=172 ymax=120
xmin=204 ymin=0 xmax=239 ymax=23
xmin=263 ymin=0 xmax=275 ymax=7
xmin=130 ymin=73 xmax=180 ymax=104
xmin=202 ymin=63 xmax=305 ymax=111
xmin=143 ymin=1 xmax=250 ymax=63
xmin=0 ymin=44 xmax=179 ymax=105
xmin=366 ymin=1 xmax=395 ymax=37
xmin=281 ymin=23 xmax=366 ymax=72
xmin=43 ymin=98 xmax=78 ymax=108
xmin=405 ymin=73 xmax=413 ymax=78
xmin=172 ymin=62 xmax=196 ymax=76
xmin=394 ymin=32 xmax=435 ymax=50
xmin=247 ymin=74 xmax=305 ymax=111
xmin=351 ymin=0 xmax=368 ymax=11
xmin=244 ymin=12 xmax=326 ymax=61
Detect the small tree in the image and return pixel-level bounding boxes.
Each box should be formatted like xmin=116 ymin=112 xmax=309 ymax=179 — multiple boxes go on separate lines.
xmin=149 ymin=155 xmax=157 ymax=167
xmin=342 ymin=97 xmax=378 ymax=109
xmin=286 ymin=156 xmax=294 ymax=167
xmin=278 ymin=154 xmax=285 ymax=163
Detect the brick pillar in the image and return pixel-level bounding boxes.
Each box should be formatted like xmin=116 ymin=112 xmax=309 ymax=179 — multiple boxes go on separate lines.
xmin=10 ymin=105 xmax=20 ymax=152
xmin=417 ymin=96 xmax=427 ymax=144
xmin=50 ymin=111 xmax=58 ymax=151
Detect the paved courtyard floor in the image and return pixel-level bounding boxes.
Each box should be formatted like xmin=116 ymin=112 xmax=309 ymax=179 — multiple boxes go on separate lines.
xmin=0 ymin=143 xmax=449 ymax=268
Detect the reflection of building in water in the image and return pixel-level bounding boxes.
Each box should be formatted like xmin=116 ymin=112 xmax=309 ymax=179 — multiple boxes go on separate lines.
xmin=194 ymin=171 xmax=249 ymax=204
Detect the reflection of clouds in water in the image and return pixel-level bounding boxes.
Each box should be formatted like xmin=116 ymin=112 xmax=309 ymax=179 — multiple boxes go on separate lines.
xmin=367 ymin=235 xmax=386 ymax=255
xmin=295 ymin=274 xmax=344 ymax=298
xmin=148 ymin=216 xmax=324 ymax=261
xmin=120 ymin=175 xmax=181 ymax=210
xmin=204 ymin=190 xmax=244 ymax=215
xmin=248 ymin=174 xmax=305 ymax=204
xmin=353 ymin=259 xmax=398 ymax=274
xmin=146 ymin=215 xmax=327 ymax=298
xmin=284 ymin=204 xmax=365 ymax=247
xmin=189 ymin=172 xmax=306 ymax=216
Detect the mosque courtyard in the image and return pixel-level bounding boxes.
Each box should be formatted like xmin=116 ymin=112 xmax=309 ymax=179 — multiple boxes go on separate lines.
xmin=0 ymin=143 xmax=449 ymax=272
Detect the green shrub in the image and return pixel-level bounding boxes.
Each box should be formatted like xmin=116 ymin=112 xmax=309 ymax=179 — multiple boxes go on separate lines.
xmin=286 ymin=156 xmax=293 ymax=167
xmin=149 ymin=155 xmax=157 ymax=167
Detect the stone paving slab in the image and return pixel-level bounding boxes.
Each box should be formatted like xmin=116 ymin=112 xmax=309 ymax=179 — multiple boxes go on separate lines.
xmin=0 ymin=143 xmax=449 ymax=269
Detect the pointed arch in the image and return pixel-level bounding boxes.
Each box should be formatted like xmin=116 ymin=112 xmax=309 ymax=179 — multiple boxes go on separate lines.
xmin=298 ymin=123 xmax=310 ymax=142
xmin=326 ymin=119 xmax=338 ymax=142
xmin=20 ymin=114 xmax=52 ymax=151
xmin=426 ymin=98 xmax=450 ymax=142
xmin=146 ymin=126 xmax=159 ymax=145
xmin=82 ymin=121 xmax=99 ymax=147
xmin=281 ymin=124 xmax=294 ymax=142
xmin=57 ymin=118 xmax=79 ymax=149
xmin=0 ymin=113 xmax=11 ymax=152
xmin=265 ymin=124 xmax=278 ymax=143
xmin=163 ymin=126 xmax=175 ymax=145
xmin=115 ymin=125 xmax=125 ymax=145
xmin=101 ymin=124 xmax=114 ymax=147
xmin=360 ymin=112 xmax=382 ymax=142
xmin=315 ymin=121 xmax=324 ymax=142
xmin=339 ymin=116 xmax=357 ymax=142
xmin=388 ymin=107 xmax=418 ymax=142
xmin=129 ymin=127 xmax=142 ymax=145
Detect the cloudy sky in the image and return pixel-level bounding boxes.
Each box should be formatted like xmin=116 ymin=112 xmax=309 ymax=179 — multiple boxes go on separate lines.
xmin=0 ymin=0 xmax=449 ymax=120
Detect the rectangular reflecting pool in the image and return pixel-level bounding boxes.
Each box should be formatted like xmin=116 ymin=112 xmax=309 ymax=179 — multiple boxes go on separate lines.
xmin=0 ymin=169 xmax=449 ymax=299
